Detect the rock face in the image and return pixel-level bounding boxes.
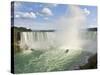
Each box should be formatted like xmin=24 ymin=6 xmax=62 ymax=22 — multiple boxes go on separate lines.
xmin=80 ymin=54 xmax=97 ymax=69
xmin=87 ymin=28 xmax=97 ymax=31
xmin=12 ymin=26 xmax=32 ymax=53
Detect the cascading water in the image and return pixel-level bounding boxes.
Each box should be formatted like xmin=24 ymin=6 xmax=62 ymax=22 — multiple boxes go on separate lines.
xmin=14 ymin=5 xmax=97 ymax=73
xmin=20 ymin=32 xmax=55 ymax=51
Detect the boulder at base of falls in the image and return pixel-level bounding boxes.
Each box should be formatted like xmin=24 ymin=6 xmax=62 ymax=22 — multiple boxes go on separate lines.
xmin=79 ymin=53 xmax=97 ymax=69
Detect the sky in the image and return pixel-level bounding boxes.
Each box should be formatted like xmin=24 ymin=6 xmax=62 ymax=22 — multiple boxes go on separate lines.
xmin=11 ymin=1 xmax=97 ymax=30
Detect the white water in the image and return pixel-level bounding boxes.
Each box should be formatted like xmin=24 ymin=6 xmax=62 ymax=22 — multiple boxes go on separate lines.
xmin=20 ymin=32 xmax=56 ymax=50
xmin=19 ymin=5 xmax=86 ymax=52
xmin=15 ymin=5 xmax=97 ymax=73
xmin=19 ymin=5 xmax=86 ymax=68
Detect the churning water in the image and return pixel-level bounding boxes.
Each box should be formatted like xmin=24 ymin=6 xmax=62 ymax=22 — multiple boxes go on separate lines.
xmin=14 ymin=5 xmax=97 ymax=73
xmin=14 ymin=31 xmax=97 ymax=73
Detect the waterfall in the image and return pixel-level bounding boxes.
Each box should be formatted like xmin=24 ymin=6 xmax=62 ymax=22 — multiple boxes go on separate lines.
xmin=20 ymin=32 xmax=55 ymax=50
xmin=14 ymin=5 xmax=97 ymax=73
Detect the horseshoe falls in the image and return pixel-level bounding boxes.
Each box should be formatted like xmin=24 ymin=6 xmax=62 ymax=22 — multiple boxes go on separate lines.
xmin=20 ymin=32 xmax=55 ymax=51
xmin=14 ymin=5 xmax=97 ymax=73
xmin=14 ymin=30 xmax=97 ymax=73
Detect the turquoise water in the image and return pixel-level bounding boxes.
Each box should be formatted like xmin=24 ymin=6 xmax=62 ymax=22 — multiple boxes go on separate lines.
xmin=14 ymin=48 xmax=90 ymax=73
xmin=14 ymin=31 xmax=97 ymax=73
